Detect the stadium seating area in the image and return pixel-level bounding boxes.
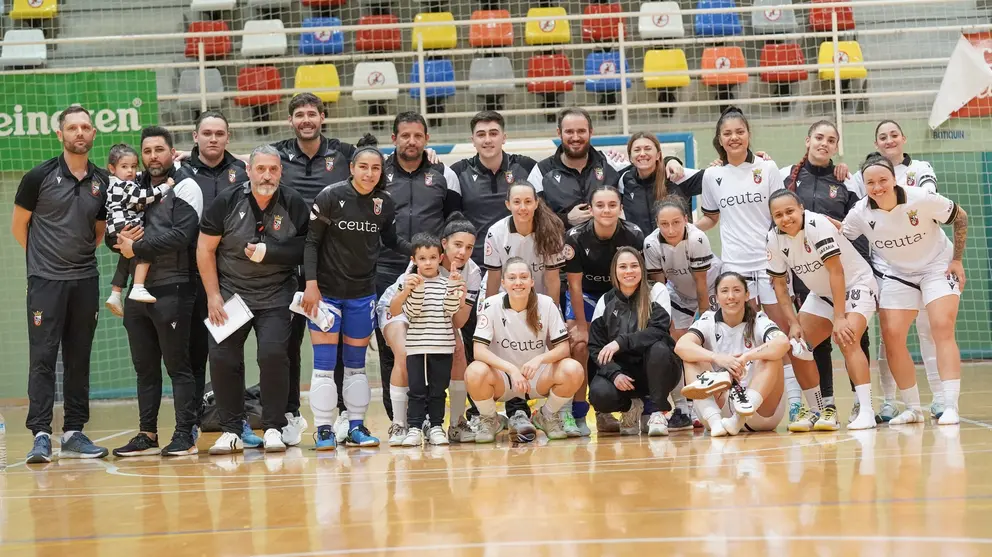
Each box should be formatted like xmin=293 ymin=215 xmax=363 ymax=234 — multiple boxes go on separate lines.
xmin=0 ymin=0 xmax=981 ymax=137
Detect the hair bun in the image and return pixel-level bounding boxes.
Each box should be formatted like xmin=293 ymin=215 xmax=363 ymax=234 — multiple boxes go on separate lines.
xmin=356 ymin=133 xmax=378 ymax=148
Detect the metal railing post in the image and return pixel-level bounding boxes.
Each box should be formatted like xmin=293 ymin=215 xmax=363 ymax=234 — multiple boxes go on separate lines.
xmin=417 ymin=36 xmax=428 ymax=116
xmin=619 ymin=22 xmax=630 ymax=135
xmin=831 ymin=10 xmax=845 ymax=156
xmin=198 ymin=40 xmax=207 ymax=112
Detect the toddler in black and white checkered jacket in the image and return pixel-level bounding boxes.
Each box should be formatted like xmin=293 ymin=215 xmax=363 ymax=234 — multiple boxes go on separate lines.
xmin=104 ymin=144 xmax=173 ymax=316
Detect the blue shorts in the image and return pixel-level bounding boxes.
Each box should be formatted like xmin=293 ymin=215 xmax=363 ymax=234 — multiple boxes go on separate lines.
xmin=564 ymin=291 xmax=602 ymax=321
xmin=307 ymin=294 xmax=378 ymax=339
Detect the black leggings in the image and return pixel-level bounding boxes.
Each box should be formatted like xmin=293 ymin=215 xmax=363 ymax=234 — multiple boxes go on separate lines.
xmin=588 ymin=342 xmax=681 ymax=413
xmin=407 ymin=353 xmax=453 ymax=428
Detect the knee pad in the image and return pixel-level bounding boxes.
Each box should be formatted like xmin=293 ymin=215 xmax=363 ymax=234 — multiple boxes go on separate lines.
xmin=341 ymin=344 xmax=367 ymax=369
xmin=309 ymin=372 xmax=338 ymax=424
xmin=342 ymin=371 xmax=371 ymax=414
xmin=313 ymin=343 xmax=338 ymax=371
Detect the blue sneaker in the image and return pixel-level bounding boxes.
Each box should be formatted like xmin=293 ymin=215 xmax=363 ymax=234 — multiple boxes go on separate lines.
xmin=789 ymin=401 xmax=802 ymax=423
xmin=60 ymin=432 xmax=109 ymax=459
xmin=241 ymin=421 xmax=263 ymax=449
xmin=314 ymin=425 xmax=337 ymax=451
xmin=26 ymin=434 xmax=53 ymax=463
xmin=346 ymin=424 xmax=380 ymax=447
xmin=191 ymin=424 xmax=200 ymax=445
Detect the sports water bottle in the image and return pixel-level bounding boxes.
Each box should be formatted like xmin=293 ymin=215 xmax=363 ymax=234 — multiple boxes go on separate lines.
xmin=0 ymin=412 xmax=7 ymax=470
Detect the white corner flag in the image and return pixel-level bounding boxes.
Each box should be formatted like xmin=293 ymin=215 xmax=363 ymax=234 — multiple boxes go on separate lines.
xmin=929 ymin=35 xmax=992 ymax=130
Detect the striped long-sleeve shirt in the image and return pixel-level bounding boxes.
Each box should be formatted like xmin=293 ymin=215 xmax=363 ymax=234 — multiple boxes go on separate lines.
xmin=402 ymin=275 xmax=462 ymax=356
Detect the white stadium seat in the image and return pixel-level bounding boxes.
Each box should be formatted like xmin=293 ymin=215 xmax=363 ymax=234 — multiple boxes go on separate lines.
xmin=190 ymin=0 xmax=237 ymax=12
xmin=240 ymin=19 xmax=288 ymax=57
xmin=638 ymin=2 xmax=686 ymax=39
xmin=352 ymin=62 xmax=400 ymax=101
xmin=247 ymin=0 xmax=293 ymax=7
xmin=1 ymin=29 xmax=47 ymax=67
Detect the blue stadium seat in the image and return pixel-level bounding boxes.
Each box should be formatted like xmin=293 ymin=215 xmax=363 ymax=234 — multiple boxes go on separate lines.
xmin=409 ymin=59 xmax=456 ymax=99
xmin=300 ymin=17 xmax=344 ymax=55
xmin=694 ymin=0 xmax=742 ymax=37
xmin=584 ymin=51 xmax=630 ymax=93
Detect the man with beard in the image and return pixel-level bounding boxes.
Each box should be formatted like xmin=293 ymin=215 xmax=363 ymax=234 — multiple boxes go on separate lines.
xmin=111 ymin=126 xmax=204 ymax=457
xmin=198 ymin=145 xmax=309 ymax=454
xmin=371 ymin=111 xmax=461 ymax=434
xmin=185 ymin=110 xmax=249 ymax=442
xmin=13 ymin=106 xmax=111 ymax=463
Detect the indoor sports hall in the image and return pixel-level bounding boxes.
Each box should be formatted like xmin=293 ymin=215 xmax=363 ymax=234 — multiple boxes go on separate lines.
xmin=1 ymin=0 xmax=991 ymax=554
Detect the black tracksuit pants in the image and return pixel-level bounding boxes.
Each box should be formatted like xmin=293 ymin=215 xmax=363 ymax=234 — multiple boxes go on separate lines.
xmin=25 ymin=276 xmax=100 ymax=435
xmin=209 ymin=306 xmax=291 ymax=434
xmin=407 ymin=353 xmax=453 ymax=429
xmin=588 ymin=342 xmax=681 ymax=413
xmin=190 ymin=278 xmax=210 ymax=424
xmin=123 ymin=282 xmax=197 ymax=434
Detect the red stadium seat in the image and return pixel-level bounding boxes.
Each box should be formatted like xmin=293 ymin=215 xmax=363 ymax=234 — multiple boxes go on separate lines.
xmin=184 ymin=21 xmax=232 ymax=59
xmin=235 ymin=66 xmax=282 ymax=106
xmin=759 ymin=43 xmax=808 ymax=83
xmin=470 ymin=10 xmax=513 ymax=47
xmin=527 ymin=54 xmax=574 ymax=93
xmin=582 ymin=3 xmax=623 ymax=42
xmin=809 ymin=0 xmax=855 ymax=32
xmin=355 ymin=15 xmax=402 ymax=52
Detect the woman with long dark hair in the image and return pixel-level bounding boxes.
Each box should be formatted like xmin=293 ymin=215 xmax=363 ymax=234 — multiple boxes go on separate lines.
xmin=587 ymin=248 xmax=680 ymax=436
xmin=618 ymin=132 xmax=701 ymax=233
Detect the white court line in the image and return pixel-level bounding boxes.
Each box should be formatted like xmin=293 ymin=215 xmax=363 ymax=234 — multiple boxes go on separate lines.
xmin=5 ymin=429 xmax=135 ymax=470
xmin=249 ymin=534 xmax=992 ymax=556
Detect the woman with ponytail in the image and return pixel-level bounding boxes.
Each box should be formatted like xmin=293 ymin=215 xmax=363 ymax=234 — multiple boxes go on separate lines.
xmin=465 ymin=258 xmax=584 ymax=443
xmin=482 ymin=183 xmax=566 ymax=304
xmin=676 ymin=272 xmax=791 ymax=437
xmin=376 ymin=212 xmax=481 ymax=445
xmin=587 ymin=248 xmax=680 ymax=436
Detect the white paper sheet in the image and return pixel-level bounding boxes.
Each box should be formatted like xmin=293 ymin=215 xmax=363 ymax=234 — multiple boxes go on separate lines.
xmin=204 ymin=293 xmax=254 ymax=343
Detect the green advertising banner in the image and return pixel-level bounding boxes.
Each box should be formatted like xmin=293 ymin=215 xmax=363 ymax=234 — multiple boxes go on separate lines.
xmin=0 ymin=70 xmax=159 ymax=172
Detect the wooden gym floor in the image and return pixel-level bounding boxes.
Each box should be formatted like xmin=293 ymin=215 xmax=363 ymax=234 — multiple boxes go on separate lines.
xmin=1 ymin=365 xmax=991 ymax=557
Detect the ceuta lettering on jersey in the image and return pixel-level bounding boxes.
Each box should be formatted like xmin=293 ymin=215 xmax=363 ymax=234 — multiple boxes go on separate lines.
xmin=585 ymin=274 xmax=611 ymax=282
xmin=873 ymin=233 xmax=924 ymax=249
xmin=719 ymin=192 xmax=764 ymax=207
xmin=666 ymin=267 xmax=690 ymax=276
xmin=338 ymin=220 xmax=379 ymax=232
xmin=791 ymin=260 xmax=824 ymax=275
xmin=500 ymin=338 xmax=546 ymax=351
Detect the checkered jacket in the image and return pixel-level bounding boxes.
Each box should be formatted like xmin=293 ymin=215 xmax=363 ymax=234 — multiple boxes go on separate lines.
xmin=105 ymin=176 xmax=171 ymax=235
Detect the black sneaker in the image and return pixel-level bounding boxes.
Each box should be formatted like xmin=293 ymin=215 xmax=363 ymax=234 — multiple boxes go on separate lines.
xmin=113 ymin=433 xmax=160 ymax=457
xmin=161 ymin=431 xmax=198 ymax=456
xmin=60 ymin=432 xmax=109 ymax=459
xmin=667 ymin=408 xmax=694 ymax=432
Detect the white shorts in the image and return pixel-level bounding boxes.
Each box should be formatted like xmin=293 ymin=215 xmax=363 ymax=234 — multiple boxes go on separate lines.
xmin=375 ymin=298 xmax=408 ymax=329
xmin=498 ymin=364 xmax=550 ymax=402
xmin=878 ymin=268 xmax=960 ymax=310
xmin=725 ymin=267 xmax=790 ymax=305
xmin=669 ymin=286 xmax=714 ymax=330
xmin=744 ymin=394 xmax=787 ymax=432
xmin=800 ymin=280 xmax=878 ymax=324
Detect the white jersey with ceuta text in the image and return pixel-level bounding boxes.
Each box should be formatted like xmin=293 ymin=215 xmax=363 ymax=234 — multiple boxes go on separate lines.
xmin=643 ymin=223 xmax=721 ymax=303
xmin=850 ymin=154 xmax=937 ymax=199
xmin=483 ymin=215 xmax=566 ymax=297
xmin=473 ymin=292 xmax=569 ymax=370
xmin=687 ymin=309 xmax=782 ymax=358
xmin=700 ymin=153 xmax=785 ymax=272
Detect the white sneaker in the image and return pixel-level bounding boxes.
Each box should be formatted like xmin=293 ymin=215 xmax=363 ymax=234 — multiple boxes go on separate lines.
xmin=447 ymin=417 xmax=476 ymax=443
xmin=264 ymin=428 xmax=287 ymax=452
xmin=105 ymin=292 xmax=124 ymax=317
xmin=333 ymin=413 xmax=350 ymax=443
xmin=208 ymin=432 xmax=243 ymax=455
xmin=937 ymin=407 xmax=960 ymax=425
xmin=728 ymin=384 xmax=755 ymax=416
xmin=889 ymin=408 xmax=925 ymax=425
xmin=427 ymin=426 xmax=449 ymax=446
xmin=681 ymin=370 xmax=732 ymax=399
xmin=814 ymin=406 xmax=840 ymax=431
xmin=790 ymin=338 xmax=814 ymax=361
xmin=507 ymin=410 xmax=537 ymax=442
xmin=646 ymin=411 xmax=669 ymax=436
xmin=401 ymin=427 xmax=425 ymax=447
xmin=282 ymin=413 xmax=306 ymax=446
xmin=128 ymin=285 xmax=157 ymax=303
xmin=388 ymin=423 xmax=408 ymax=446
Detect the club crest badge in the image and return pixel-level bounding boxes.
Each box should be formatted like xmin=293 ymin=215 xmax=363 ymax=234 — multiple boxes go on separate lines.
xmin=829 ymin=185 xmax=839 ymax=198
xmin=33 ymin=311 xmax=42 ymax=326
xmin=229 ymin=168 xmax=237 ymax=183
xmin=273 ymin=215 xmax=283 ymax=231
xmin=752 ymin=169 xmax=763 ymax=184
xmin=563 ymin=244 xmax=575 ymax=260
xmin=908 ymin=209 xmax=919 ymax=226
xmin=90 ymin=180 xmax=101 ymax=196
xmin=373 ymin=197 xmax=383 ymax=215
xmin=505 ymin=171 xmax=515 ymax=185
xmin=325 ymin=157 xmax=334 ymax=172
xmin=906 ymin=172 xmax=916 ymax=187
xmin=424 ymin=173 xmax=434 ymax=186
xmin=595 ymin=167 xmax=604 ymax=181
xmin=804 ymin=239 xmax=812 ymax=253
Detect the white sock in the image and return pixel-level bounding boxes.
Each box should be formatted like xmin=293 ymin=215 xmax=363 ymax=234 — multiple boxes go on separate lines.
xmin=473 ymin=397 xmax=497 ymax=416
xmin=746 ymin=388 xmax=764 ymax=411
xmin=877 ymin=338 xmax=897 ymax=402
xmin=784 ymin=364 xmax=802 ymax=406
xmin=390 ymin=384 xmax=409 ymax=427
xmin=672 ymin=374 xmax=689 ymax=412
xmin=133 ymin=283 xmax=144 ymax=289
xmin=62 ymin=430 xmax=79 ymax=443
xmin=823 ymin=395 xmax=835 ymax=408
xmin=545 ymin=389 xmax=570 ymax=414
xmin=448 ymin=380 xmax=467 ymax=424
xmin=108 ymin=290 xmax=121 ymax=301
xmin=693 ymin=396 xmax=723 ymax=430
xmin=855 ymin=383 xmax=873 ymax=414
xmin=803 ymin=386 xmax=824 ymax=412
xmin=943 ymin=379 xmax=961 ymax=411
xmin=900 ymin=385 xmax=922 ymax=412
xmin=35 ymin=431 xmax=50 ymax=439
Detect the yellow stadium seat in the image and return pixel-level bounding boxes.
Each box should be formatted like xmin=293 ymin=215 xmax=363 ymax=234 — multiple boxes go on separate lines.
xmin=525 ymin=7 xmax=571 ymax=45
xmin=10 ymin=0 xmax=57 ymax=20
xmin=818 ymin=41 xmax=867 ymax=80
xmin=643 ymin=49 xmax=690 ymax=89
xmin=295 ymin=64 xmax=341 ymax=103
xmin=412 ymin=12 xmax=457 ymax=50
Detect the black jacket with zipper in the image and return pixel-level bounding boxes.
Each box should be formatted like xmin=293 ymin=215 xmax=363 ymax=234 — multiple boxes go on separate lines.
xmin=588 ymin=287 xmax=675 ymax=381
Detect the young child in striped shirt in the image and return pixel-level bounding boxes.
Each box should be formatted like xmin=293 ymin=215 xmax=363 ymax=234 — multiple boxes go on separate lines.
xmin=389 ymin=233 xmax=465 ymax=447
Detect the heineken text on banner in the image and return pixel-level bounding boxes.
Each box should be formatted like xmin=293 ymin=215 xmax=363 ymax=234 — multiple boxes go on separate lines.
xmin=0 ymin=70 xmax=159 ymax=172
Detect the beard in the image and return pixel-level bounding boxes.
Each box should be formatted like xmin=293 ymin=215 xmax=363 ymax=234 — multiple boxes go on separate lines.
xmin=63 ymin=137 xmax=93 ymax=155
xmin=397 ymin=147 xmax=422 ymax=162
xmin=562 ymin=143 xmax=589 ymax=159
xmin=146 ymin=165 xmax=170 ymax=177
xmin=254 ymin=183 xmax=278 ymax=197
xmin=294 ymin=124 xmax=319 ymax=140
